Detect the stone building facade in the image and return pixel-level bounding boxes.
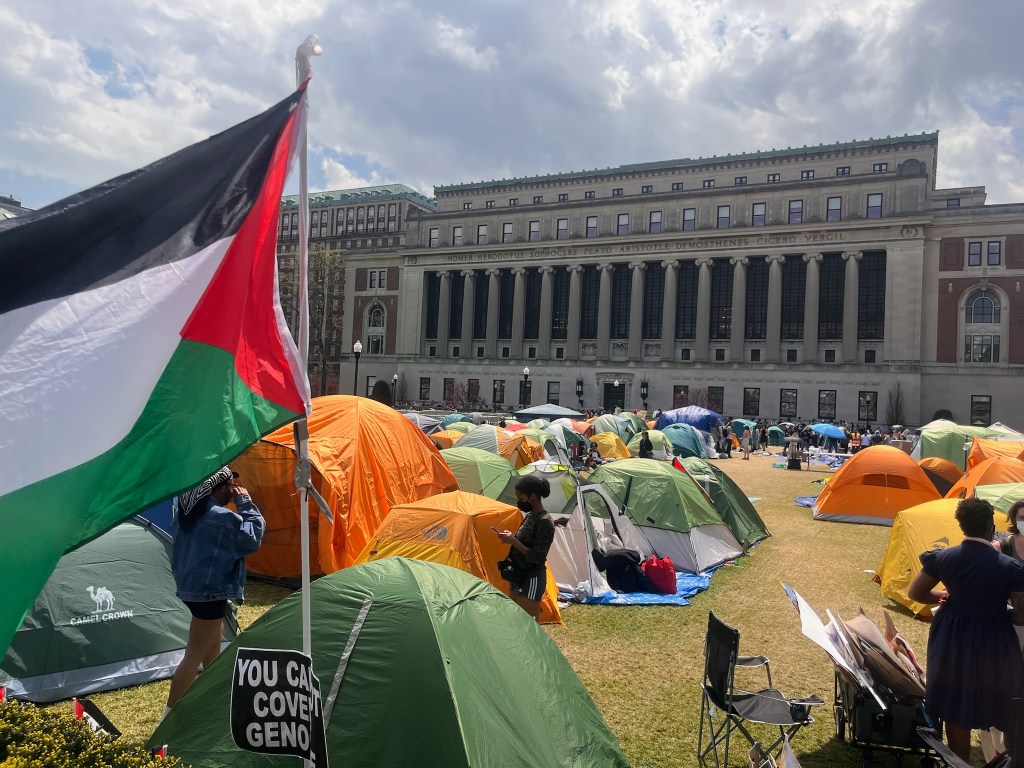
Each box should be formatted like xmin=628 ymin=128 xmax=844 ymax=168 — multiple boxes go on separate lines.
xmin=340 ymin=134 xmax=1024 ymax=425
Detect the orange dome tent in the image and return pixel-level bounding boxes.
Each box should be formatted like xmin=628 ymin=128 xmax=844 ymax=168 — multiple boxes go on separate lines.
xmin=812 ymin=446 xmax=941 ymax=526
xmin=917 ymin=456 xmax=963 ymax=496
xmin=353 ymin=490 xmax=562 ymax=624
xmin=966 ymin=438 xmax=1024 ymax=470
xmin=234 ymin=396 xmax=457 ymax=578
xmin=945 ymin=456 xmax=1024 ymax=500
xmin=430 ymin=429 xmax=466 ymax=449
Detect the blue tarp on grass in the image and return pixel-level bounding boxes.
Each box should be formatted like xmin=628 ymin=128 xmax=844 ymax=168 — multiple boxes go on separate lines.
xmin=794 ymin=496 xmax=819 ymax=507
xmin=563 ymin=571 xmax=713 ymax=606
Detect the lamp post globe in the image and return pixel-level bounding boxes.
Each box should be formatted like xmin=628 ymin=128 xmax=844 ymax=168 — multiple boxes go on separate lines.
xmin=521 ymin=366 xmax=531 ymax=408
xmin=352 ymin=340 xmax=362 ymax=396
xmin=391 ymin=373 xmax=399 ymax=404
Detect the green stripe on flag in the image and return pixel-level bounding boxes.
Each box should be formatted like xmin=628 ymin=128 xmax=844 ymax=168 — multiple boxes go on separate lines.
xmin=0 ymin=340 xmax=301 ymax=652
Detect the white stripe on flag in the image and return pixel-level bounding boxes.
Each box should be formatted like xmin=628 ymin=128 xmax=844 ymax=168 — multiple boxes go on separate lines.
xmin=0 ymin=238 xmax=231 ymax=497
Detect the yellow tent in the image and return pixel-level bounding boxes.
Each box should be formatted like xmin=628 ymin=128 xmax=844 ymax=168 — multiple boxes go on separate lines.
xmin=234 ymin=396 xmax=458 ymax=578
xmin=812 ymin=445 xmax=940 ymax=526
xmin=353 ymin=491 xmax=562 ymax=624
xmin=877 ymin=498 xmax=1010 ymax=618
xmin=591 ymin=432 xmax=631 ymax=459
xmin=945 ymin=456 xmax=1024 ymax=499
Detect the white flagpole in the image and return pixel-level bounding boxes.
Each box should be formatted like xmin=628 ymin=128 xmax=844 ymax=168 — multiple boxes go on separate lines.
xmin=295 ymin=35 xmax=322 ymax=664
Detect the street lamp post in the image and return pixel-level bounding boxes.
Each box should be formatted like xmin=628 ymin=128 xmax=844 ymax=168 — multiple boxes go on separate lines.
xmin=575 ymin=377 xmax=584 ymax=410
xmin=352 ymin=340 xmax=362 ymax=396
xmin=640 ymin=380 xmax=649 ymax=413
xmin=521 ymin=366 xmax=531 ymax=408
xmin=391 ymin=373 xmax=399 ymax=405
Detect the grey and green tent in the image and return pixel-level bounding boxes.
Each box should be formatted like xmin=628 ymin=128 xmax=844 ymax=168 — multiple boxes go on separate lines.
xmin=681 ymin=457 xmax=770 ymax=548
xmin=589 ymin=459 xmax=743 ymax=572
xmin=912 ymin=424 xmax=1004 ymax=469
xmin=0 ymin=518 xmax=236 ymax=703
xmin=441 ymin=446 xmax=518 ymax=504
xmin=661 ymin=423 xmax=708 ymax=458
xmin=149 ymin=558 xmax=629 ymax=767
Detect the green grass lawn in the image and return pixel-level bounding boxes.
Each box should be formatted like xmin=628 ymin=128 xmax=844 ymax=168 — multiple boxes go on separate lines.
xmin=67 ymin=453 xmax=984 ymax=766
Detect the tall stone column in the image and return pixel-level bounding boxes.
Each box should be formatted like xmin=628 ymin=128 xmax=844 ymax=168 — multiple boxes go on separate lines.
xmin=485 ymin=268 xmax=500 ymax=359
xmin=729 ymin=256 xmax=748 ymax=361
xmin=628 ymin=261 xmax=646 ymax=360
xmin=802 ymin=254 xmax=823 ymax=363
xmin=695 ymin=258 xmax=713 ymax=362
xmin=437 ymin=270 xmax=451 ymax=355
xmin=660 ymin=260 xmax=678 ymax=361
xmin=566 ymin=265 xmax=583 ymax=361
xmin=765 ymin=255 xmax=785 ymax=362
xmin=597 ymin=264 xmax=613 ymax=359
xmin=511 ymin=267 xmax=526 ymax=359
xmin=538 ymin=266 xmax=554 ymax=359
xmin=842 ymin=251 xmax=862 ymax=363
xmin=460 ymin=269 xmax=475 ymax=357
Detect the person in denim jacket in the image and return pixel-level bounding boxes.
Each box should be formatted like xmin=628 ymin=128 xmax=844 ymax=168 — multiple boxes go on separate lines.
xmin=163 ymin=466 xmax=264 ymax=717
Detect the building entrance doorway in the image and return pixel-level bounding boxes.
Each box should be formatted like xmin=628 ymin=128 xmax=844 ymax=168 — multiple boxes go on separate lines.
xmin=603 ymin=382 xmax=625 ymax=412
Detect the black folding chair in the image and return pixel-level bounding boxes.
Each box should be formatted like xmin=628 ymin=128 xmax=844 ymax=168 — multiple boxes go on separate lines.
xmin=698 ymin=611 xmax=823 ymax=768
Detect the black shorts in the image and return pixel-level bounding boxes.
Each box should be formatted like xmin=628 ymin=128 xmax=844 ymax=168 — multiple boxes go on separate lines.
xmin=183 ymin=599 xmax=228 ymax=621
xmin=511 ymin=572 xmax=546 ymax=602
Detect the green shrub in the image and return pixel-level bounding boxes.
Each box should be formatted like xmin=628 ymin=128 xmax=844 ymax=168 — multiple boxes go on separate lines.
xmin=0 ymin=699 xmax=184 ymax=767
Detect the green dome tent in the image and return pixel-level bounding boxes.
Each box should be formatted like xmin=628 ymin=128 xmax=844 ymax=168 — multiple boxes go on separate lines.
xmin=912 ymin=423 xmax=1004 ymax=469
xmin=440 ymin=447 xmax=518 ymax=504
xmin=626 ymin=430 xmax=673 ymax=460
xmin=661 ymin=423 xmax=708 ymax=458
xmin=767 ymin=425 xmax=785 ymax=446
xmin=149 ymin=559 xmax=628 ymax=767
xmin=680 ymin=457 xmax=770 ymax=549
xmin=589 ymin=459 xmax=743 ymax=572
xmin=591 ymin=414 xmax=635 ymax=443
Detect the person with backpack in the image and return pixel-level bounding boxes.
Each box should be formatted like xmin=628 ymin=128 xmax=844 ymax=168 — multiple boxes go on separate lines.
xmin=495 ymin=475 xmax=555 ymax=622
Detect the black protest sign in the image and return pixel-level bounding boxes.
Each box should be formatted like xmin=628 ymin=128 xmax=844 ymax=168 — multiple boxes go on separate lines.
xmin=230 ymin=647 xmax=329 ymax=767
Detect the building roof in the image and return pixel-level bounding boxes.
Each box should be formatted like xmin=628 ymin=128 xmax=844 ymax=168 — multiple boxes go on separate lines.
xmin=435 ymin=132 xmax=940 ymax=194
xmin=281 ymin=183 xmax=436 ymax=211
xmin=0 ymin=194 xmax=32 ymax=218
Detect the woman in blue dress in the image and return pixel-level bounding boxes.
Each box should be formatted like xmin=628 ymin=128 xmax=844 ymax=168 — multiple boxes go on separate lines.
xmin=908 ymin=497 xmax=1024 ymax=761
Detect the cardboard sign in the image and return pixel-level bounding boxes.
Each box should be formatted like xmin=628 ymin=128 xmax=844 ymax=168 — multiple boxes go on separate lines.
xmin=230 ymin=647 xmax=329 ymax=767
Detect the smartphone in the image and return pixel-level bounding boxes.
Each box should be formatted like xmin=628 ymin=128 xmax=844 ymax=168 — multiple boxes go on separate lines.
xmin=491 ymin=526 xmax=501 ymax=533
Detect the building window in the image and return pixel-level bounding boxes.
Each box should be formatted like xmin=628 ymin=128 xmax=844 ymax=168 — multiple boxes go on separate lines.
xmin=836 ymin=166 xmax=850 ymax=176
xmin=801 ymin=170 xmax=814 ymax=180
xmin=818 ymin=390 xmax=837 ymax=420
xmin=717 ymin=205 xmax=731 ymax=229
xmin=767 ymin=173 xmax=780 ymax=183
xmin=502 ymin=222 xmax=513 ymax=243
xmin=865 ymin=349 xmax=876 ymax=363
xmin=533 ymin=195 xmax=543 ymax=204
xmin=509 ymin=198 xmax=518 ymax=206
xmin=965 ymin=335 xmax=1000 ymax=363
xmin=547 ymin=382 xmax=560 ymax=405
xmin=419 ymin=378 xmax=430 ymax=401
xmin=452 ymin=226 xmax=463 ymax=246
xmin=866 ymin=193 xmax=883 ymax=219
xmin=946 ymin=198 xmax=960 ymax=208
xmin=643 ymin=262 xmax=664 ymax=339
xmin=752 ymin=202 xmax=766 ymax=226
xmin=617 ymin=213 xmax=629 ymax=235
xmin=965 ymin=289 xmax=1000 ymax=324
xmin=673 ymin=384 xmax=689 ymax=406
xmin=672 ymin=182 xmax=684 ymax=191
xmin=558 ymin=193 xmax=569 ymax=202
xmin=428 ymin=345 xmax=436 ymax=356
xmin=858 ymin=391 xmax=877 ymax=422
xmin=710 ymin=259 xmax=734 ymax=340
xmin=452 ymin=345 xmax=460 ymax=358
xmin=786 ymin=349 xmax=798 ymax=363
xmin=708 ymin=387 xmax=725 ymax=414
xmin=476 ymin=224 xmax=487 ymax=244
xmin=681 ymin=349 xmax=691 ymax=361
xmin=442 ymin=378 xmax=455 ymax=403
xmin=788 ymin=199 xmax=803 ymax=224
xmin=682 ymin=208 xmax=696 ymax=231
xmin=675 ymin=260 xmax=698 ymax=340
xmin=552 ymin=268 xmax=570 ymax=339
xmin=612 ymin=188 xmax=623 ymax=197
xmin=477 ymin=346 xmax=484 ymax=358
xmin=556 ymin=218 xmax=568 ymax=240
xmin=529 ymin=220 xmax=540 ymax=241
xmin=703 ymin=179 xmax=715 ymax=189
xmin=745 ymin=259 xmax=768 ymax=339
xmin=376 ymin=270 xmax=387 ymax=289
xmin=580 ymin=265 xmax=600 ymax=338
xmin=498 ymin=270 xmax=514 ymax=338
xmin=493 ymin=379 xmax=505 ymax=405
xmin=819 ymin=254 xmax=845 ymax=340
xmin=968 ymin=241 xmax=983 ymax=266
xmin=824 ymin=349 xmax=836 ymax=363
xmin=428 ymin=227 xmax=439 ymax=248
xmin=485 ymin=200 xmax=495 ymax=209
xmin=750 ymin=349 xmax=761 ymax=362
xmin=463 ymin=202 xmax=472 ymax=210
xmin=734 ymin=176 xmax=747 ymax=186
xmin=873 ymin=163 xmax=888 ymax=173
xmin=586 ymin=215 xmax=598 ymax=237
xmin=827 ymin=196 xmax=842 ymax=222
xmin=642 ymin=185 xmax=653 ymax=194
xmin=988 ymin=241 xmax=1002 ymax=266
xmin=743 ymin=387 xmax=760 ymax=416
xmin=527 ymin=346 xmax=536 ymax=359
xmin=524 ymin=269 xmax=541 ymax=339
xmin=649 ymin=211 xmax=662 ymax=233
xmin=970 ymin=395 xmax=992 ymax=426
xmin=858 ymin=252 xmax=886 ymax=340
xmin=610 ymin=265 xmax=631 ymax=339
xmin=425 ymin=272 xmax=440 ymax=338
xmin=780 ymin=388 xmax=797 ymax=418
xmin=555 ymin=348 xmax=565 ymax=359
xmin=585 ymin=191 xmax=595 ymax=199
xmin=501 ymin=347 xmax=510 ymax=358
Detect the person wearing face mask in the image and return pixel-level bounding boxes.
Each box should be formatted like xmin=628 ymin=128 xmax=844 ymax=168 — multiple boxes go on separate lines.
xmin=495 ymin=475 xmax=554 ymax=621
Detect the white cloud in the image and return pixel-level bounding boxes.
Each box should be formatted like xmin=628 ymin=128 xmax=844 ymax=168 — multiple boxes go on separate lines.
xmin=320 ymin=157 xmax=386 ymax=190
xmin=433 ymin=20 xmax=497 ymax=73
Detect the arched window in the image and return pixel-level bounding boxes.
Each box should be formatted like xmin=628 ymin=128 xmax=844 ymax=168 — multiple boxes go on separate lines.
xmin=369 ymin=306 xmax=384 ymax=328
xmin=965 ymin=291 xmax=999 ymax=324
xmin=960 ymin=287 xmax=1006 ymax=364
xmin=366 ymin=303 xmax=386 ymax=355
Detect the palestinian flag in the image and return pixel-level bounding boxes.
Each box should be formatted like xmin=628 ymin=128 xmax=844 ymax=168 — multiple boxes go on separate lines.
xmin=0 ymin=87 xmax=311 ymax=652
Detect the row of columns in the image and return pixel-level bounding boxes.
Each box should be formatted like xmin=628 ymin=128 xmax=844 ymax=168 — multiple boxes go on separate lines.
xmin=430 ymin=251 xmax=865 ymax=362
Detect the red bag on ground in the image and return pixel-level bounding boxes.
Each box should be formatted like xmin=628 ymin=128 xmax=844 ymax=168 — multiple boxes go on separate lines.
xmin=642 ymin=556 xmax=676 ymax=594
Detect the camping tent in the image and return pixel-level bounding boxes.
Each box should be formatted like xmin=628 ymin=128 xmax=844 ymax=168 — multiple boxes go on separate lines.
xmin=945 ymin=457 xmax=1024 ymax=500
xmin=149 ymin=559 xmax=628 ymax=767
xmin=681 ymin=457 xmax=770 ymax=549
xmin=440 ymin=412 xmax=474 ymax=429
xmin=515 ymin=403 xmax=585 ymax=421
xmin=403 ymin=412 xmax=441 ymax=435
xmin=591 ymin=414 xmax=635 ymax=443
xmin=457 ymin=424 xmax=541 ymax=468
xmin=767 ymin=426 xmax=786 ymax=447
xmin=877 ymin=499 xmax=1010 ymax=617
xmin=626 ymin=430 xmax=674 ymax=460
xmin=967 ymin=438 xmax=1024 ymax=470
xmin=912 ymin=424 xmax=1004 ymax=470
xmin=591 ymin=431 xmax=631 ymax=459
xmin=1 ymin=518 xmax=235 ymax=703
xmin=812 ymin=446 xmax=941 ymax=526
xmin=431 ymin=429 xmax=466 ymax=449
xmin=589 ymin=459 xmax=743 ymax=572
xmin=917 ymin=457 xmax=963 ymax=496
xmin=654 ymin=405 xmax=723 ymax=432
xmin=353 ymin=491 xmax=561 ymax=624
xmin=974 ymin=483 xmax=1024 ymax=513
xmin=661 ymin=423 xmax=708 ymax=458
xmin=440 ymin=447 xmax=518 ymax=504
xmin=233 ymin=396 xmax=457 ymax=578
xmin=444 ymin=420 xmax=478 ymax=435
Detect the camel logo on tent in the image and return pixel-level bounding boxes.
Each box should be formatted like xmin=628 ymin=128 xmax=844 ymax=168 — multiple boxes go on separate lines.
xmin=88 ymin=586 xmax=115 ymax=613
xmin=421 ymin=525 xmax=448 ymax=541
xmin=928 ymin=537 xmax=950 ymax=550
xmin=68 ymin=587 xmax=133 ymax=626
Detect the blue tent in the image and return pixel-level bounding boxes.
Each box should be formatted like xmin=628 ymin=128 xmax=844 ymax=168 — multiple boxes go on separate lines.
xmin=655 ymin=406 xmax=723 ymax=432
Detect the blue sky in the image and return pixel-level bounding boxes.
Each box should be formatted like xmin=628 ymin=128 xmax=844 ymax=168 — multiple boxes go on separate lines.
xmin=1 ymin=0 xmax=1022 ymax=210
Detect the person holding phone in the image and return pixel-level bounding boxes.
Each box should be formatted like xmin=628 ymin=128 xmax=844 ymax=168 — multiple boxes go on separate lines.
xmin=495 ymin=475 xmax=554 ymax=621
xmin=163 ymin=466 xmax=265 ymax=718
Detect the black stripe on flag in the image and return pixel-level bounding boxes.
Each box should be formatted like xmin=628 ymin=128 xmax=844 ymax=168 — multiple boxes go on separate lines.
xmin=0 ymin=88 xmax=304 ymax=315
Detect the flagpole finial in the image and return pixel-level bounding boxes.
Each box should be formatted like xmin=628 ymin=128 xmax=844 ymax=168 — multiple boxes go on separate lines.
xmin=296 ymin=34 xmax=322 ymax=86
